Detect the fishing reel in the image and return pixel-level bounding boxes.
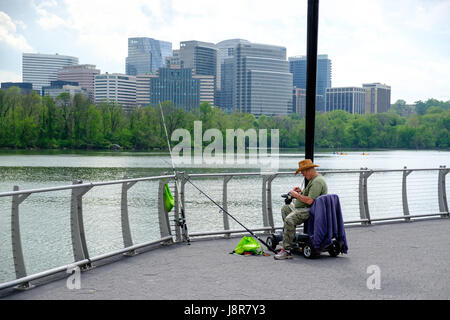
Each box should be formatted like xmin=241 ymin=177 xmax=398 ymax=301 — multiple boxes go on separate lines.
xmin=281 ymin=192 xmax=293 ymax=205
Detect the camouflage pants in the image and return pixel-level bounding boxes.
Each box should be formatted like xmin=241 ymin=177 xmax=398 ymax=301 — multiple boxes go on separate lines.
xmin=281 ymin=204 xmax=310 ymax=250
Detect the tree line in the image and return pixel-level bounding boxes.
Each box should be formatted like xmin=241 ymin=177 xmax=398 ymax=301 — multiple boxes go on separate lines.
xmin=0 ymin=86 xmax=449 ymax=150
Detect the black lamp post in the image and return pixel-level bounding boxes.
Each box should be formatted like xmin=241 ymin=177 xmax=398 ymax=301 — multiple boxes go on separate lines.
xmin=305 ymin=0 xmax=320 ymax=163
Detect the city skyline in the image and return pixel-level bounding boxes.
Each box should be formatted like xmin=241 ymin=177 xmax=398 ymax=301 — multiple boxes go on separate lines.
xmin=0 ymin=0 xmax=449 ymax=104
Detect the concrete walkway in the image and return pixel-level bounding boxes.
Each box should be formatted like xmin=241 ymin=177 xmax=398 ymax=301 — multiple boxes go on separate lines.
xmin=2 ymin=218 xmax=450 ymax=300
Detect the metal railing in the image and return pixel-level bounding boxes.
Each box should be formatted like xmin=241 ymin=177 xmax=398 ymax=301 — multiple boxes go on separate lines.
xmin=0 ymin=166 xmax=449 ymax=291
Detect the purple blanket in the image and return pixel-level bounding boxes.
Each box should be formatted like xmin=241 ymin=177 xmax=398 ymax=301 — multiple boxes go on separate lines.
xmin=306 ymin=194 xmax=348 ymax=254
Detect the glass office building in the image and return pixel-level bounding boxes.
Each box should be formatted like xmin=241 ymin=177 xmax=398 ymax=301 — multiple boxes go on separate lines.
xmin=126 ymin=38 xmax=172 ymax=75
xmin=179 ymin=41 xmax=218 ymax=104
xmin=179 ymin=41 xmax=217 ymax=77
xmin=234 ymin=43 xmax=292 ymax=116
xmin=22 ymin=53 xmax=79 ymax=93
xmin=215 ymin=39 xmax=250 ymax=111
xmin=150 ymin=68 xmax=200 ymax=111
xmin=289 ymin=54 xmax=332 ymax=112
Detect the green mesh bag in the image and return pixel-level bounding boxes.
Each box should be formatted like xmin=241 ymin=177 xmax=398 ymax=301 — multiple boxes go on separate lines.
xmin=233 ymin=236 xmax=263 ymax=255
xmin=164 ymin=183 xmax=174 ymax=212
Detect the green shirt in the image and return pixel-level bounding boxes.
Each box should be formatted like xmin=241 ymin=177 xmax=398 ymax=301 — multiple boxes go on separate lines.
xmin=294 ymin=174 xmax=328 ymax=208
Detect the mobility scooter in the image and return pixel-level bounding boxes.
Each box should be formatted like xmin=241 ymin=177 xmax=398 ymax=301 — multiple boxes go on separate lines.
xmin=265 ymin=192 xmax=344 ymax=259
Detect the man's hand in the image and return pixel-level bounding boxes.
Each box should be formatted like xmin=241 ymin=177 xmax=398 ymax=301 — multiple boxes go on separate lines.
xmin=293 ymin=187 xmax=302 ymax=193
xmin=290 ymin=188 xmax=314 ymax=206
xmin=290 ymin=189 xmax=301 ymax=199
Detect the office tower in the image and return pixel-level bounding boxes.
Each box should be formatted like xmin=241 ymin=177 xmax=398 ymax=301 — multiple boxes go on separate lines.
xmin=293 ymin=87 xmax=306 ymax=117
xmin=1 ymin=82 xmax=33 ymax=94
xmin=126 ymin=37 xmax=172 ymax=76
xmin=22 ymin=53 xmax=79 ymax=93
xmin=215 ymin=39 xmax=250 ymax=111
xmin=289 ymin=54 xmax=332 ymax=112
xmin=150 ymin=68 xmax=200 ymax=111
xmin=179 ymin=41 xmax=218 ymax=103
xmin=136 ymin=74 xmax=157 ymax=107
xmin=326 ymin=87 xmax=366 ymax=114
xmin=179 ymin=40 xmax=217 ymax=76
xmin=165 ymin=49 xmax=181 ymax=69
xmin=218 ymin=57 xmax=235 ymax=112
xmin=94 ymin=73 xmax=136 ymax=111
xmin=42 ymin=80 xmax=87 ymax=99
xmin=57 ymin=64 xmax=100 ymax=100
xmin=363 ymin=83 xmax=391 ymax=113
xmin=234 ymin=42 xmax=293 ymax=116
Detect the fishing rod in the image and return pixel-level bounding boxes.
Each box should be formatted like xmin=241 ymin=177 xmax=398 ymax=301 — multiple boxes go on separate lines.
xmin=158 ymin=102 xmax=276 ymax=254
xmin=185 ymin=176 xmax=277 ymax=254
xmin=158 ymin=102 xmax=190 ymax=245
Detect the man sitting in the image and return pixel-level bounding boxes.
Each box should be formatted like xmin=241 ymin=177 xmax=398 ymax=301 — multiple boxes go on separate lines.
xmin=274 ymin=159 xmax=328 ymax=260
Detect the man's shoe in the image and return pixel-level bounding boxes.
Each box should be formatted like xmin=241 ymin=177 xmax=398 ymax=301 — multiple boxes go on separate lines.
xmin=274 ymin=249 xmax=293 ymax=260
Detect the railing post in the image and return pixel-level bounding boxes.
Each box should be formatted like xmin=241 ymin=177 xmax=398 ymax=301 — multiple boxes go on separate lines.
xmin=173 ymin=173 xmax=181 ymax=242
xmin=222 ymin=176 xmax=233 ymax=238
xmin=266 ymin=174 xmax=277 ymax=233
xmin=158 ymin=179 xmax=173 ymax=244
xmin=438 ymin=166 xmax=450 ymax=218
xmin=121 ymin=175 xmax=138 ymax=256
xmin=70 ymin=180 xmax=93 ymax=270
xmin=11 ymin=186 xmax=33 ymax=290
xmin=359 ymin=168 xmax=373 ymax=225
xmin=179 ymin=173 xmax=189 ymax=242
xmin=402 ymin=167 xmax=413 ymax=222
xmin=261 ymin=175 xmax=269 ymax=229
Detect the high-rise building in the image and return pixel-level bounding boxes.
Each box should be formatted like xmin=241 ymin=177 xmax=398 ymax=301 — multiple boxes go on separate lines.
xmin=150 ymin=68 xmax=200 ymax=111
xmin=218 ymin=57 xmax=235 ymax=113
xmin=234 ymin=42 xmax=293 ymax=116
xmin=289 ymin=54 xmax=332 ymax=112
xmin=126 ymin=37 xmax=172 ymax=76
xmin=215 ymin=39 xmax=250 ymax=111
xmin=94 ymin=73 xmax=136 ymax=111
xmin=136 ymin=74 xmax=157 ymax=107
xmin=293 ymin=87 xmax=306 ymax=117
xmin=326 ymin=87 xmax=366 ymax=114
xmin=22 ymin=53 xmax=79 ymax=93
xmin=57 ymin=64 xmax=100 ymax=100
xmin=179 ymin=41 xmax=218 ymax=103
xmin=179 ymin=40 xmax=218 ymax=77
xmin=363 ymin=83 xmax=391 ymax=113
xmin=216 ymin=39 xmax=250 ymax=92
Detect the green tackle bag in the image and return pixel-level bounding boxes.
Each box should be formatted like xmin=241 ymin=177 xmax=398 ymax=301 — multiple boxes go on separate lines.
xmin=233 ymin=236 xmax=263 ymax=255
xmin=164 ymin=183 xmax=174 ymax=212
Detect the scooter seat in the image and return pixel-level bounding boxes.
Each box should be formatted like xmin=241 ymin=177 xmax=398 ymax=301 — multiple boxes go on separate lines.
xmin=295 ymin=233 xmax=311 ymax=242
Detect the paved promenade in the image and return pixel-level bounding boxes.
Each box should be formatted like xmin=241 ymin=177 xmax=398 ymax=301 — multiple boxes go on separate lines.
xmin=2 ymin=218 xmax=450 ymax=300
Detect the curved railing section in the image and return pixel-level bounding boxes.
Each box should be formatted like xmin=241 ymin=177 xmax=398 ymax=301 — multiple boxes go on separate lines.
xmin=0 ymin=166 xmax=448 ymax=290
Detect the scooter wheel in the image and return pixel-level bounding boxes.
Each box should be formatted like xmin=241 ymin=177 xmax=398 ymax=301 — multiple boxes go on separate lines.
xmin=328 ymin=240 xmax=341 ymax=257
xmin=302 ymin=244 xmax=315 ymax=259
xmin=266 ymin=236 xmax=277 ymax=251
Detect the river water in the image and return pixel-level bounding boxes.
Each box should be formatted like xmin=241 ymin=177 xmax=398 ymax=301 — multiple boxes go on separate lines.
xmin=0 ymin=149 xmax=449 ymax=283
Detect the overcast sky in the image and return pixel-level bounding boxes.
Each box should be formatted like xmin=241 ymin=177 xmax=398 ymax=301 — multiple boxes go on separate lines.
xmin=1 ymin=0 xmax=449 ymax=104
